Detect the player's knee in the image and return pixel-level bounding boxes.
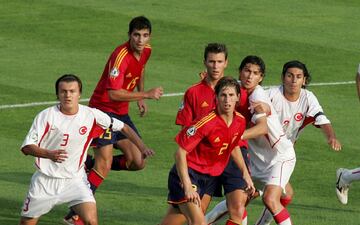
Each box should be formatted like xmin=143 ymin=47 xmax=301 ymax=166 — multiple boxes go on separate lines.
xmin=83 ymin=216 xmax=98 ymax=225
xmin=262 ymin=193 xmax=278 ymax=210
xmin=128 ymin=158 xmax=146 ymax=171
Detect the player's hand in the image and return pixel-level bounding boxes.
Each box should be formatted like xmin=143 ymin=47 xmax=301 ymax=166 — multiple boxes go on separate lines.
xmin=137 ymin=100 xmax=148 ymax=117
xmin=328 ymin=138 xmax=341 ymax=151
xmin=252 ymin=101 xmax=271 ymax=115
xmin=243 ymin=172 xmax=255 ymax=196
xmin=184 ymin=184 xmax=201 ymax=207
xmin=146 ymin=87 xmax=163 ymax=100
xmin=48 ymin=149 xmax=68 ymax=163
xmin=141 ymin=147 xmax=155 ymax=159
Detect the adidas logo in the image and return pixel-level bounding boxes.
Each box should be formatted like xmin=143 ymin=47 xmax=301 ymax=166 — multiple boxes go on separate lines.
xmin=201 ymin=101 xmax=209 ymax=108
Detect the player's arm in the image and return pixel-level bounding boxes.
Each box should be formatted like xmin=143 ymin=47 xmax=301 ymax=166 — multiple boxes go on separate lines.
xmin=108 ymin=87 xmax=163 ymax=102
xmin=136 ymin=70 xmax=147 ymax=116
xmin=241 ymin=115 xmax=268 ymax=140
xmin=21 ymin=144 xmax=68 ymax=163
xmin=319 ymin=123 xmax=341 ymax=151
xmin=120 ymin=123 xmax=155 ymax=158
xmin=356 ymin=71 xmax=360 ymax=101
xmin=231 ymin=146 xmax=255 ymax=194
xmin=175 ymin=146 xmax=201 ymax=206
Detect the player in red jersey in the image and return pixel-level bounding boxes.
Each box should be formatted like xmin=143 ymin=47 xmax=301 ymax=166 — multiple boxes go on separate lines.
xmin=161 ymin=77 xmax=255 ymax=225
xmin=64 ymin=16 xmax=162 ymax=224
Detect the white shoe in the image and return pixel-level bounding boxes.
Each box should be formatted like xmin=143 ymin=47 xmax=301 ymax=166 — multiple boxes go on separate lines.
xmin=336 ymin=168 xmax=350 ymax=205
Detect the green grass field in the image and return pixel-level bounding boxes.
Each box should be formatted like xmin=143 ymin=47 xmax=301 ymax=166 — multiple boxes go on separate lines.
xmin=1 ymin=0 xmax=360 ymax=224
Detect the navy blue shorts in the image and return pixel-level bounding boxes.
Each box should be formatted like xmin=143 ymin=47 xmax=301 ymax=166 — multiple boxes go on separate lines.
xmin=213 ymin=147 xmax=250 ymax=197
xmin=167 ymin=165 xmax=218 ymax=206
xmin=92 ymin=113 xmax=141 ymax=148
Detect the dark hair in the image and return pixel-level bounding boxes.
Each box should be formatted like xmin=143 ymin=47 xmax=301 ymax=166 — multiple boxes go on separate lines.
xmin=55 ymin=74 xmax=82 ymax=95
xmin=128 ymin=16 xmax=152 ymax=34
xmin=215 ymin=76 xmax=240 ymax=96
xmin=204 ymin=43 xmax=228 ymax=60
xmin=238 ymin=55 xmax=266 ymax=75
xmin=282 ymin=60 xmax=311 ymax=87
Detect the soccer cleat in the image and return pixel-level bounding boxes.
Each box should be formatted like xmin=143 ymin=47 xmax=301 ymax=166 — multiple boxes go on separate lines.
xmin=336 ymin=168 xmax=350 ymax=205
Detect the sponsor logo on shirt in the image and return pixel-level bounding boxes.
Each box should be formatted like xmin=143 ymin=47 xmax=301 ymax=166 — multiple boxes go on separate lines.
xmin=186 ymin=126 xmax=196 ymax=136
xmin=79 ymin=126 xmax=87 ymax=135
xmin=214 ymin=137 xmax=220 ymax=143
xmin=201 ymin=101 xmax=209 ymax=108
xmin=126 ymin=73 xmax=132 ymax=78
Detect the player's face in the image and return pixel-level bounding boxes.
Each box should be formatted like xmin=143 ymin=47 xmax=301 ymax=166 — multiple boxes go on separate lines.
xmin=129 ymin=28 xmax=151 ymax=55
xmin=239 ymin=63 xmax=263 ymax=93
xmin=57 ymin=81 xmax=80 ymax=115
xmin=204 ymin=52 xmax=228 ymax=81
xmin=282 ymin=67 xmax=306 ymax=96
xmin=217 ymin=86 xmax=239 ymax=115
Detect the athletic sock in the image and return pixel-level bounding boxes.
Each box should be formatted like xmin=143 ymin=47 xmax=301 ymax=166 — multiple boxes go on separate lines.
xmin=242 ymin=209 xmax=248 ymax=225
xmin=255 ymin=196 xmax=292 ymax=225
xmin=205 ymin=200 xmax=228 ymax=224
xmin=273 ymin=208 xmax=292 ymax=225
xmin=111 ymin=154 xmax=129 ymax=171
xmin=226 ymin=219 xmax=241 ymax=225
xmin=88 ymin=168 xmax=104 ymax=193
xmin=343 ymin=167 xmax=360 ymax=184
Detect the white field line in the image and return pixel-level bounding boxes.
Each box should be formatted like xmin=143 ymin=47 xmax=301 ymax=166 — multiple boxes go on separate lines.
xmin=0 ymin=81 xmax=355 ymax=110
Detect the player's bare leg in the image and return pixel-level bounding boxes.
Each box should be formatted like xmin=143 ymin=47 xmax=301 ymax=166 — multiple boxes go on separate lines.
xmin=226 ymin=190 xmax=248 ymax=224
xmin=256 ymin=183 xmax=293 ymax=225
xmin=116 ymin=139 xmax=145 ymax=170
xmin=160 ymin=194 xmax=211 ymax=225
xmin=72 ymin=202 xmax=98 ymax=225
xmin=178 ymin=202 xmax=206 ymax=225
xmin=262 ymin=185 xmax=292 ymax=225
xmin=93 ymin=144 xmax=113 ymax=178
xmin=19 ymin=217 xmax=39 ymax=225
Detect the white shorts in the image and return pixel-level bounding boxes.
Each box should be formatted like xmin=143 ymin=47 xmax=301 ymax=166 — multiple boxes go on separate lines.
xmin=20 ymin=171 xmax=95 ymax=218
xmin=251 ymin=157 xmax=296 ymax=191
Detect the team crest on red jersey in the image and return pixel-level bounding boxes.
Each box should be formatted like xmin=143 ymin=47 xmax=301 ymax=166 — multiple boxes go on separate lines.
xmin=186 ymin=126 xmax=196 ymax=136
xmin=110 ymin=68 xmax=119 ymax=78
xmin=294 ymin=113 xmax=304 ymax=121
xmin=79 ymin=126 xmax=87 ymax=135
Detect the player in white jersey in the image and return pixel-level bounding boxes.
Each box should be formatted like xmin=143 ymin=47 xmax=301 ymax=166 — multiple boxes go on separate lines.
xmin=19 ymin=74 xmax=154 ymax=225
xmin=206 ymin=56 xmax=295 ymax=225
xmin=335 ymin=66 xmax=360 ymax=205
xmin=255 ymin=60 xmax=341 ymax=225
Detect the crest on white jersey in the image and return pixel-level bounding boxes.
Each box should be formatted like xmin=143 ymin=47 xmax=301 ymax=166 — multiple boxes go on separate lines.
xmin=110 ymin=67 xmax=119 ymax=77
xmin=186 ymin=126 xmax=196 ymax=136
xmin=79 ymin=126 xmax=87 ymax=135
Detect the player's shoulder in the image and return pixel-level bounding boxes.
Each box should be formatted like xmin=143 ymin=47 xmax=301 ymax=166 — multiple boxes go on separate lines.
xmin=193 ymin=111 xmax=217 ymax=129
xmin=266 ymin=85 xmax=282 ymax=97
xmin=185 ymin=80 xmax=208 ymax=94
xmin=235 ymin=111 xmax=245 ymax=120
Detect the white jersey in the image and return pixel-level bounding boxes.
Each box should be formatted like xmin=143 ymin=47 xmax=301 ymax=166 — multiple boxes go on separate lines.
xmin=266 ymin=86 xmax=330 ymax=144
xmin=21 ymin=104 xmax=124 ymax=178
xmin=248 ymin=85 xmax=295 ymax=170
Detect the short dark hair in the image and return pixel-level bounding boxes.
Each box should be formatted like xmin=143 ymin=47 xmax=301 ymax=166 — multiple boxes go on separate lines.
xmin=239 ymin=55 xmax=266 ymax=75
xmin=282 ymin=60 xmax=311 ymax=87
xmin=128 ymin=16 xmax=152 ymax=34
xmin=55 ymin=74 xmax=82 ymax=95
xmin=204 ymin=43 xmax=228 ymax=60
xmin=215 ymin=76 xmax=240 ymax=96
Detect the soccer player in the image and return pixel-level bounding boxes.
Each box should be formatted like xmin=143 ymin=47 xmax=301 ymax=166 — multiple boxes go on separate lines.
xmin=161 ymin=76 xmax=255 ymax=225
xmin=254 ymin=60 xmax=341 ymax=224
xmin=240 ymin=56 xmax=295 ymax=225
xmin=65 ymin=16 xmax=162 ymax=224
xmin=335 ymin=67 xmax=360 ymax=205
xmin=162 ymin=43 xmax=267 ymax=225
xmin=19 ymin=74 xmax=154 ymax=225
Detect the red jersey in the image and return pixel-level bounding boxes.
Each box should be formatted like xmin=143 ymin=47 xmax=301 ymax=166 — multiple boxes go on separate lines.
xmin=176 ymin=79 xmax=216 ymax=126
xmin=89 ymin=41 xmax=152 ymax=115
xmin=175 ymin=110 xmax=246 ymax=176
